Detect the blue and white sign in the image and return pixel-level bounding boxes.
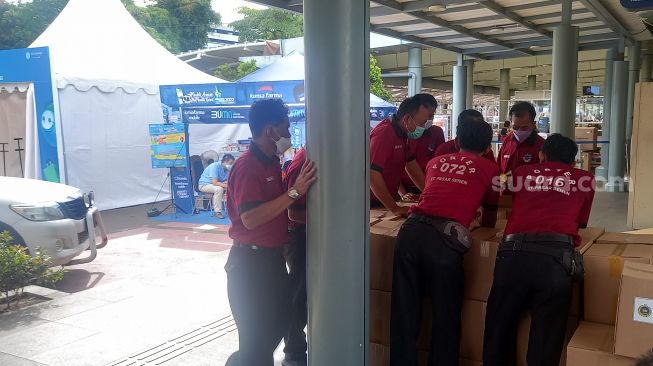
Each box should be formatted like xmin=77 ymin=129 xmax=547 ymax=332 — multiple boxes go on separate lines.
xmin=620 ymin=0 xmax=653 ymax=9
xmin=0 ymin=47 xmax=61 ymax=182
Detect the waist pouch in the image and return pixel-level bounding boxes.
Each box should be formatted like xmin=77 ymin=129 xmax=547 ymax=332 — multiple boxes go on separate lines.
xmin=408 ymin=214 xmax=472 ymax=254
xmin=499 ymin=237 xmax=584 ymax=281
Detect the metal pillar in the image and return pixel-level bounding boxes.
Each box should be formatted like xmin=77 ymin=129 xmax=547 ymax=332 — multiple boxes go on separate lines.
xmin=465 ymin=59 xmax=474 ymax=108
xmin=500 ymin=68 xmax=510 ymax=121
xmin=452 ymin=55 xmax=467 ymax=138
xmin=408 ymin=47 xmax=422 ymax=96
xmin=550 ymin=1 xmax=578 ymax=139
xmin=641 ymin=40 xmax=652 ymax=82
xmin=626 ymin=42 xmax=641 ymax=141
xmin=528 ymin=75 xmax=537 ymax=90
xmin=548 ymin=80 xmax=552 ymax=90
xmin=304 ymin=0 xmax=368 ymax=364
xmin=597 ymin=48 xmax=616 ymax=180
xmin=607 ymin=60 xmax=628 ymax=192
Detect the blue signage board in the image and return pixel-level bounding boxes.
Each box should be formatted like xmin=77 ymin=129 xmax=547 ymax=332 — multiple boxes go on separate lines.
xmin=181 ymin=105 xmax=305 ymax=124
xmin=620 ymin=0 xmax=653 ymax=9
xmin=170 ymin=166 xmax=194 ymax=214
xmin=0 ymin=47 xmax=61 ymax=182
xmin=149 ymin=123 xmax=188 ymax=168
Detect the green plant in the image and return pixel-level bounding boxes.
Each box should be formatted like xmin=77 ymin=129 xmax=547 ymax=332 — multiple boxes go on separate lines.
xmin=214 ymin=59 xmax=258 ymax=82
xmin=0 ymin=231 xmax=65 ymax=311
xmin=370 ymin=55 xmax=393 ymax=101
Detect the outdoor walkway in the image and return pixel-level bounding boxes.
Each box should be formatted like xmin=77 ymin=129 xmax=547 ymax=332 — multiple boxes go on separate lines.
xmin=0 ymin=192 xmax=633 ymax=366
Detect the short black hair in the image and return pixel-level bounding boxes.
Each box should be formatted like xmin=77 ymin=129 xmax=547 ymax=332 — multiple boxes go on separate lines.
xmin=413 ymin=93 xmax=438 ymax=110
xmin=457 ymin=113 xmax=493 ymax=154
xmin=457 ymin=109 xmax=484 ymax=125
xmin=503 ymin=121 xmax=511 ymax=128
xmin=395 ymin=96 xmax=421 ymax=120
xmin=541 ymin=133 xmax=578 ymax=164
xmin=222 ymin=154 xmax=235 ymax=163
xmin=509 ymin=101 xmax=537 ymax=121
xmin=249 ymin=99 xmax=289 ymax=137
xmin=634 ymin=349 xmax=653 ymax=366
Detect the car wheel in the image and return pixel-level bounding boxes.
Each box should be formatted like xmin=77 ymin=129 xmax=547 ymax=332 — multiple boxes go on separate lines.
xmin=0 ymin=221 xmax=27 ymax=247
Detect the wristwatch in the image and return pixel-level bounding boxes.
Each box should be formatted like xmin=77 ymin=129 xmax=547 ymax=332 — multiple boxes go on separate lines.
xmin=288 ymin=186 xmax=302 ymax=200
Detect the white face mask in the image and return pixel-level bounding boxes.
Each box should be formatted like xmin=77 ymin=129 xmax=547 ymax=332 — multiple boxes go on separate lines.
xmin=424 ymin=119 xmax=434 ymax=129
xmin=275 ymin=136 xmax=292 ymax=155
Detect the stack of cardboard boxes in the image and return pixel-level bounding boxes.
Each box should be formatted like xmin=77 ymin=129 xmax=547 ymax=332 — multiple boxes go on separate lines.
xmin=575 ymin=127 xmax=600 ymax=174
xmin=369 ymin=201 xmax=608 ymax=366
xmin=567 ymin=232 xmax=653 ymax=365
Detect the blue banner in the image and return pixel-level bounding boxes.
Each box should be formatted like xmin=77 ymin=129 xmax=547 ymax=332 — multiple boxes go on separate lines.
xmin=181 ymin=105 xmax=305 ymax=124
xmin=620 ymin=0 xmax=653 ymax=9
xmin=0 ymin=47 xmax=60 ymax=182
xmin=170 ymin=166 xmax=194 ymax=214
xmin=149 ymin=123 xmax=188 ymax=168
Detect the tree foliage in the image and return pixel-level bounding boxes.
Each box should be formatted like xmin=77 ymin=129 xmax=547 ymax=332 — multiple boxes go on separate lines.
xmin=370 ymin=56 xmax=393 ymax=101
xmin=0 ymin=0 xmax=219 ymax=53
xmin=214 ymin=59 xmax=258 ymax=82
xmin=230 ymin=7 xmax=303 ymax=42
xmin=0 ymin=0 xmax=69 ymax=50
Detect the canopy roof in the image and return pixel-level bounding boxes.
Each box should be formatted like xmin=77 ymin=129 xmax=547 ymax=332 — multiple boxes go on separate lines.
xmin=30 ymin=0 xmax=223 ymax=94
xmin=238 ymin=53 xmax=395 ymax=108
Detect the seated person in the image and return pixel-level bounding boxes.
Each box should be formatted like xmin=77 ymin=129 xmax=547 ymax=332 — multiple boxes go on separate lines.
xmin=198 ymin=154 xmax=235 ymax=218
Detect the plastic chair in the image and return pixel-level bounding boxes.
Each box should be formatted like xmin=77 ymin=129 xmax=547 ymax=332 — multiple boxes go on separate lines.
xmin=190 ymin=155 xmax=213 ymax=214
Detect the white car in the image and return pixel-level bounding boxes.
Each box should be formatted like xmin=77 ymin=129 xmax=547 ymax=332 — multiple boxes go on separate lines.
xmin=0 ymin=177 xmax=107 ymax=266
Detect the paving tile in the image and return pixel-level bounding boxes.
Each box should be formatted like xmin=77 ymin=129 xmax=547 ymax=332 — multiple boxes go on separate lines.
xmin=0 ymin=352 xmax=47 ymax=366
xmin=0 ymin=321 xmax=97 ymax=358
xmin=0 ymin=312 xmax=49 ymax=338
xmin=21 ymin=293 xmax=112 ymax=322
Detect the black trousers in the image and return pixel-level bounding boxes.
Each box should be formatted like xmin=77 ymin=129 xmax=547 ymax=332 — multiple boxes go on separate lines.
xmin=283 ymin=228 xmax=308 ymax=360
xmin=483 ymin=248 xmax=573 ymax=366
xmin=225 ymin=246 xmax=290 ymax=366
xmin=390 ymin=219 xmax=464 ymax=366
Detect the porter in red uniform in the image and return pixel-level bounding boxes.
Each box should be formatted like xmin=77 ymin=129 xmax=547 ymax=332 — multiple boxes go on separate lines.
xmin=390 ymin=114 xmax=499 ymax=366
xmin=498 ymin=101 xmax=545 ymax=174
xmin=370 ymin=95 xmax=436 ymax=216
xmin=281 ymin=147 xmax=309 ymax=364
xmin=483 ymin=134 xmax=595 ymax=366
xmin=434 ymin=109 xmax=497 ymax=163
xmin=226 ymin=99 xmax=316 ymax=366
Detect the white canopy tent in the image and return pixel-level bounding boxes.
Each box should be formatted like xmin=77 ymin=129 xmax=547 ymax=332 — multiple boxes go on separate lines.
xmin=29 ymin=0 xmax=223 ymax=210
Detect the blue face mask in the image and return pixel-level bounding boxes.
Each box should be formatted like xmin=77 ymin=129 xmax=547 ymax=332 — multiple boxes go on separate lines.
xmin=407 ymin=125 xmax=426 ymax=140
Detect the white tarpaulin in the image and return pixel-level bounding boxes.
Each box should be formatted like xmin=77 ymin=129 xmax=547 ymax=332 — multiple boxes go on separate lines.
xmin=29 ymin=0 xmax=223 ymax=210
xmin=0 ymin=85 xmax=28 ymax=178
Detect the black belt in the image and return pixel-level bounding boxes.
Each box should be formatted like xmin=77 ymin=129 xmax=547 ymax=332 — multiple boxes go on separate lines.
xmin=232 ymin=242 xmax=284 ymax=251
xmin=503 ymin=232 xmax=574 ymax=246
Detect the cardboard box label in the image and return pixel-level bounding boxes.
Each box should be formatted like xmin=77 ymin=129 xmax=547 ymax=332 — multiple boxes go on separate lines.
xmin=633 ymin=297 xmax=653 ymax=324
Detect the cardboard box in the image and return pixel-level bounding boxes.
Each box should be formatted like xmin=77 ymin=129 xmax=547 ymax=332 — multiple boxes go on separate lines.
xmin=575 ymin=127 xmax=598 ymax=151
xmin=370 ymin=218 xmax=404 ymax=291
xmin=464 ymin=228 xmax=503 ymax=302
xmin=460 ymin=299 xmax=487 ymax=361
xmin=567 ymin=322 xmax=634 ymax=366
xmin=578 ymin=227 xmax=605 ymax=254
xmin=371 ymin=290 xmax=392 ymax=345
xmin=614 ymin=261 xmax=653 ymax=358
xmin=584 ymin=244 xmax=653 ymax=324
xmin=597 ymin=232 xmax=653 ymax=245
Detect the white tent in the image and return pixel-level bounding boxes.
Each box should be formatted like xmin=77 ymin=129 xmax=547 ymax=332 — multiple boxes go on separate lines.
xmin=29 ymin=0 xmax=224 ymax=210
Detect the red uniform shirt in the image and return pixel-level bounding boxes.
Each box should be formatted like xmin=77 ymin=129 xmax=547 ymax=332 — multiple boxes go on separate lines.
xmin=227 ymin=143 xmax=289 ymax=247
xmin=370 ymin=117 xmax=415 ymax=202
xmin=401 ymin=126 xmax=446 ymax=190
xmin=504 ymin=162 xmax=596 ymax=246
xmin=498 ymin=131 xmax=545 ymax=174
xmin=410 ymin=152 xmax=500 ymax=227
xmin=283 ymin=147 xmax=307 ymax=227
xmin=434 ymin=139 xmax=497 ymax=163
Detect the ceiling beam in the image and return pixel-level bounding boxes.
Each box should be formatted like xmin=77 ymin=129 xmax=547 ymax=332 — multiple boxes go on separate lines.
xmin=370 ymin=25 xmax=489 ymax=60
xmin=578 ymin=0 xmax=634 ymax=43
xmin=478 ymin=0 xmax=553 ymax=38
xmin=373 ymin=19 xmax=424 ymax=28
xmin=504 ymin=0 xmax=558 ymax=12
xmin=373 ymin=0 xmax=536 ymax=56
xmin=401 ymin=27 xmax=455 ymax=36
